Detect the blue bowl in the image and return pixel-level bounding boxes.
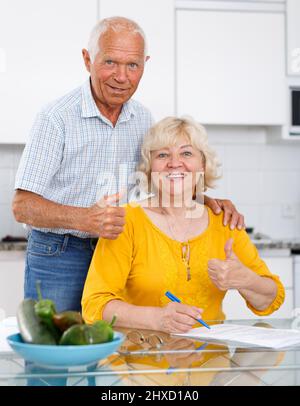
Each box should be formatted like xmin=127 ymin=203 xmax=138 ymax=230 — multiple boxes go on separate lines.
xmin=7 ymin=332 xmax=124 ymax=368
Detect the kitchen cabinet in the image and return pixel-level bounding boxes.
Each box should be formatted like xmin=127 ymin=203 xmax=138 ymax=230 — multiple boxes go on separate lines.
xmin=176 ymin=9 xmax=286 ymax=125
xmin=98 ymin=0 xmax=175 ymax=121
xmin=287 ymin=0 xmax=300 ymax=76
xmin=0 ymin=0 xmax=97 ymax=144
xmin=0 ymin=251 xmax=25 ymax=317
xmin=223 ymin=256 xmax=294 ymax=319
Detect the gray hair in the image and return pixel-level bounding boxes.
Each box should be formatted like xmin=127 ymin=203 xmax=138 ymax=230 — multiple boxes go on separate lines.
xmin=87 ymin=16 xmax=148 ymax=62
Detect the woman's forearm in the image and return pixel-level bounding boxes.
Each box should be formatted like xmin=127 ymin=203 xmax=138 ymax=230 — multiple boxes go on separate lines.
xmin=238 ymin=273 xmax=278 ymax=311
xmin=103 ymin=300 xmax=159 ymax=330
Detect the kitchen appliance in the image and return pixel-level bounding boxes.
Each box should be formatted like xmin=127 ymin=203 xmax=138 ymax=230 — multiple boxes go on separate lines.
xmin=289 ymin=87 xmax=300 ymax=136
xmin=246 ymin=227 xmax=272 ymax=244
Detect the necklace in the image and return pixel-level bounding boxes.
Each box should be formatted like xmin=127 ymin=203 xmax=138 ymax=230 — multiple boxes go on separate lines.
xmin=161 ymin=209 xmax=192 ymax=281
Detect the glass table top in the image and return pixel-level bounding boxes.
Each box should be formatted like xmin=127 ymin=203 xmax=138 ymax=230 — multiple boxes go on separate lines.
xmin=1 ymin=318 xmax=300 ymax=386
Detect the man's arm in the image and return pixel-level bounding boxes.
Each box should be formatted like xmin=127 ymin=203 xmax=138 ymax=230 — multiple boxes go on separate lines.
xmin=12 ymin=190 xmax=125 ymax=239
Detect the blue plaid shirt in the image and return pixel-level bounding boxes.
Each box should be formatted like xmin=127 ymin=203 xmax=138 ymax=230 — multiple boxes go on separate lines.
xmin=15 ymin=79 xmax=154 ymax=237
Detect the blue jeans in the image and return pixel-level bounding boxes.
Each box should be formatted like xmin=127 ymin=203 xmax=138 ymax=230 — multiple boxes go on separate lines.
xmin=24 ymin=230 xmax=97 ymax=312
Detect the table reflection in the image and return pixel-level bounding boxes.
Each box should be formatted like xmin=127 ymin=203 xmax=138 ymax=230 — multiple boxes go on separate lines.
xmin=1 ymin=318 xmax=298 ymax=386
xmin=24 ymin=361 xmax=98 ymax=386
xmin=110 ymin=324 xmax=286 ymax=386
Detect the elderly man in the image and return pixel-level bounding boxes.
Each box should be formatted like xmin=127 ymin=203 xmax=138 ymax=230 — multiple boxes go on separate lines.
xmin=12 ymin=17 xmax=244 ymax=312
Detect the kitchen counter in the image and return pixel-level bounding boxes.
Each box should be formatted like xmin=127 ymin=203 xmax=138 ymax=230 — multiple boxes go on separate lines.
xmin=0 ymin=242 xmax=27 ymax=251
xmin=254 ymin=240 xmax=300 ymax=252
xmin=1 ymin=239 xmax=300 ymax=252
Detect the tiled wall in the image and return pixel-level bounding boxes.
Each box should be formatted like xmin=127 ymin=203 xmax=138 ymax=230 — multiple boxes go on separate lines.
xmin=0 ymin=127 xmax=300 ymax=240
xmin=208 ymin=126 xmax=300 ymax=240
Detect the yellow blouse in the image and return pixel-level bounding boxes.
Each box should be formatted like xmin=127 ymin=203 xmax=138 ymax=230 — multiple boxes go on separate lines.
xmin=82 ymin=204 xmax=285 ymax=324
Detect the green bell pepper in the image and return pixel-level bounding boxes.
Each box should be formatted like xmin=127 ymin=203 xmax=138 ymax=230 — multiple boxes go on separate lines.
xmin=92 ymin=315 xmax=116 ymax=343
xmin=59 ymin=316 xmax=116 ymax=345
xmin=17 ymin=299 xmax=57 ymax=345
xmin=53 ymin=311 xmax=83 ymax=332
xmin=34 ymin=280 xmax=60 ymax=342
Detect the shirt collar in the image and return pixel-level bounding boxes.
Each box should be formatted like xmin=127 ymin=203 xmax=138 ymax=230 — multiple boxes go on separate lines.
xmin=81 ymin=79 xmax=101 ymax=118
xmin=81 ymin=78 xmax=136 ymax=124
xmin=119 ymin=99 xmax=136 ymax=123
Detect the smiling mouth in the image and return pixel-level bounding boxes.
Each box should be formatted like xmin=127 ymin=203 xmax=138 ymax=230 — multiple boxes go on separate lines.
xmin=165 ymin=173 xmax=186 ymax=179
xmin=107 ymin=85 xmax=129 ymax=92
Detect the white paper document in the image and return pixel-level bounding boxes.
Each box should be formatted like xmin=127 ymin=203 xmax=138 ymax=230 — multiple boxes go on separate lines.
xmin=174 ymin=323 xmax=300 ymax=349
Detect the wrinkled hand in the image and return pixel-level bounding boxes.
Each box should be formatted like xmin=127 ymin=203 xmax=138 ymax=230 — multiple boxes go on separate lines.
xmin=204 ymin=196 xmax=245 ymax=230
xmin=154 ymin=302 xmax=203 ymax=333
xmin=83 ymin=193 xmax=125 ymax=239
xmin=208 ymin=238 xmax=252 ymax=291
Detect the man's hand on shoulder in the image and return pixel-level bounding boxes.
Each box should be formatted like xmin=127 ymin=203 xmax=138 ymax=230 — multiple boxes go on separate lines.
xmin=204 ymin=195 xmax=245 ymax=230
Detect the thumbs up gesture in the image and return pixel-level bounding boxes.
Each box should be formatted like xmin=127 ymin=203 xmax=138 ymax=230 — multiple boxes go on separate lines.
xmin=207 ymin=239 xmax=251 ymax=291
xmin=81 ymin=192 xmax=126 ymax=239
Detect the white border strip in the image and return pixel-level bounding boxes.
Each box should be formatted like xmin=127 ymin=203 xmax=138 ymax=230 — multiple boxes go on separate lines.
xmin=175 ymin=1 xmax=285 ymax=12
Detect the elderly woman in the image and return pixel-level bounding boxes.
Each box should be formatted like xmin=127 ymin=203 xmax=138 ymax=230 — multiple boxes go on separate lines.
xmin=82 ymin=116 xmax=285 ymax=333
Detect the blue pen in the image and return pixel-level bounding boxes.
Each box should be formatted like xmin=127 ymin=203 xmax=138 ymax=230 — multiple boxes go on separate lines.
xmin=165 ymin=291 xmax=211 ymax=330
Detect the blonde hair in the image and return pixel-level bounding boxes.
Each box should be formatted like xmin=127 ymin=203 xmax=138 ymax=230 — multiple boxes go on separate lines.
xmin=138 ymin=116 xmax=221 ymax=192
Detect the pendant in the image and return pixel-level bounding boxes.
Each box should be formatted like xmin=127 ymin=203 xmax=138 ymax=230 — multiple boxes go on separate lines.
xmin=181 ymin=242 xmax=191 ymax=281
xmin=186 ymin=266 xmax=191 ymax=281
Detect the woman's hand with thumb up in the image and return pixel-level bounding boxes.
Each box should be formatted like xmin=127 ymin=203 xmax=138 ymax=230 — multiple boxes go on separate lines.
xmin=207 ymin=238 xmax=253 ymax=291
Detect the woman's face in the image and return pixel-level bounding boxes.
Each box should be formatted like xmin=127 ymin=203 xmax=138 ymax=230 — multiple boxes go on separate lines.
xmin=150 ymin=136 xmax=205 ymax=200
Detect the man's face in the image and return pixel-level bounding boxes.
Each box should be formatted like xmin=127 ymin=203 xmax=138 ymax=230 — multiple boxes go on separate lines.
xmin=83 ymin=29 xmax=148 ymax=108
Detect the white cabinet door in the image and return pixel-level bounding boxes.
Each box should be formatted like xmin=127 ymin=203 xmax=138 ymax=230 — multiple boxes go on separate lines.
xmin=176 ymin=9 xmax=286 ymax=125
xmin=223 ymin=256 xmax=294 ymax=319
xmin=262 ymin=256 xmax=293 ymax=289
xmin=0 ymin=0 xmax=97 ymax=144
xmin=0 ymin=252 xmax=25 ymax=317
xmin=223 ymin=289 xmax=293 ymax=320
xmin=287 ymin=0 xmax=300 ymax=76
xmin=98 ymin=0 xmax=175 ymax=121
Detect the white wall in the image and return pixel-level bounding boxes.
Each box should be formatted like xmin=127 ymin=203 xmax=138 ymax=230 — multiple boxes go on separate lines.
xmin=1 ymin=133 xmax=300 ymax=240
xmin=0 ymin=145 xmax=26 ymax=238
